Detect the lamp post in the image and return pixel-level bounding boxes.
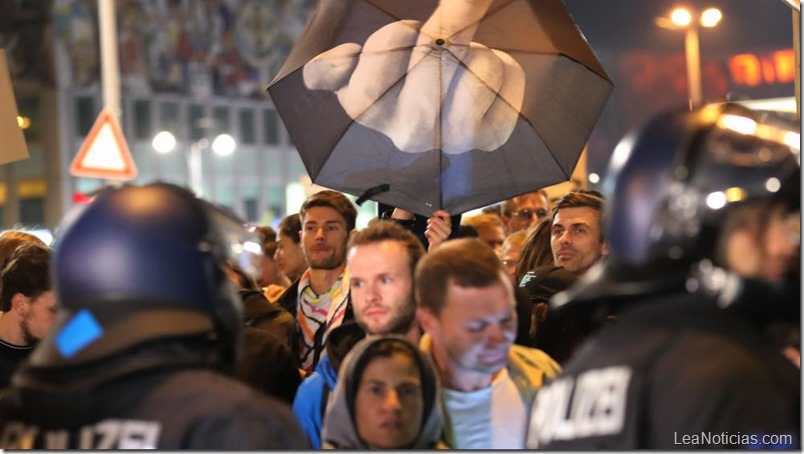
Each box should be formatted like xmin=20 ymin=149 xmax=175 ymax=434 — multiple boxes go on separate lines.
xmin=657 ymin=7 xmax=722 ymax=107
xmin=152 ymin=131 xmax=236 ymax=198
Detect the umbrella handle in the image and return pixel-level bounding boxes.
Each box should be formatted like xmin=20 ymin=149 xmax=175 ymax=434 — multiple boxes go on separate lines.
xmin=355 ymin=184 xmax=390 ymax=206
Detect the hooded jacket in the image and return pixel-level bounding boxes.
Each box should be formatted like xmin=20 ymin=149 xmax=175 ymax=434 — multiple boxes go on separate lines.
xmin=292 ymin=321 xmax=366 ymax=448
xmin=320 ymin=335 xmax=446 ymax=449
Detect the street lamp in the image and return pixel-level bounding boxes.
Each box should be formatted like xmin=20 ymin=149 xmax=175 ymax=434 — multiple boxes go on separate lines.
xmin=152 ymin=131 xmax=237 ymax=198
xmin=657 ymin=6 xmax=723 ymax=107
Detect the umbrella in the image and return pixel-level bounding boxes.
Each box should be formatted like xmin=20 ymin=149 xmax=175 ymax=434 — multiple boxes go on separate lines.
xmin=268 ymin=0 xmax=613 ymax=216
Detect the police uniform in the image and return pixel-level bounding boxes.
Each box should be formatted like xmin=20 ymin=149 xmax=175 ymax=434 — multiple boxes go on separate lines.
xmin=528 ymin=292 xmax=800 ymax=449
xmin=528 ymin=103 xmax=801 ymax=450
xmin=0 ymin=183 xmax=311 ymax=450
xmin=0 ymin=353 xmax=309 ymax=449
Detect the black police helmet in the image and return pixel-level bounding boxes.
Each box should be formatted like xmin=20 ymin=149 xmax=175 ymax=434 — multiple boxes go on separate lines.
xmin=554 ymin=103 xmax=800 ymax=308
xmin=606 ymin=103 xmax=799 ymax=268
xmin=31 ymin=183 xmax=262 ymax=369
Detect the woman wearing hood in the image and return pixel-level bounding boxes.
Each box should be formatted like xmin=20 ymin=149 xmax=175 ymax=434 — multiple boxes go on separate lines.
xmin=321 ymin=335 xmax=447 ymax=449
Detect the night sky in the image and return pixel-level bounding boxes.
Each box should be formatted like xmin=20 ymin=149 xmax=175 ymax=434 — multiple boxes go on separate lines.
xmin=560 ymin=0 xmax=798 ymax=178
xmin=563 ymin=0 xmax=796 ymax=54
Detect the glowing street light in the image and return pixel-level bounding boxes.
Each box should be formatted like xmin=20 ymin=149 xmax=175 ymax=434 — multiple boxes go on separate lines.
xmin=152 ymin=130 xmax=236 ymax=197
xmin=211 ymin=133 xmax=236 ymax=157
xmin=152 ymin=131 xmax=177 ymax=154
xmin=657 ymin=6 xmax=723 ymax=107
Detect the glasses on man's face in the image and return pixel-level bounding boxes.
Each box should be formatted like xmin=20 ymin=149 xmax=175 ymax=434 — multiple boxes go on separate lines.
xmin=511 ymin=208 xmax=548 ymax=221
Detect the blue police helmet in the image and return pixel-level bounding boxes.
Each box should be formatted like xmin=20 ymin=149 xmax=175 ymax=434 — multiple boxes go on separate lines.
xmin=31 ymin=183 xmax=263 ymax=369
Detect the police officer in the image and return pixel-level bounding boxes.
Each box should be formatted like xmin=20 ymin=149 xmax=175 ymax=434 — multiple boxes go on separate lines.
xmin=0 ymin=183 xmax=309 ymax=449
xmin=527 ymin=104 xmax=800 ymax=449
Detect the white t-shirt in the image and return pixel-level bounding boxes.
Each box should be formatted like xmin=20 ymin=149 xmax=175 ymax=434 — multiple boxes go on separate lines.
xmin=442 ymin=368 xmax=528 ymax=449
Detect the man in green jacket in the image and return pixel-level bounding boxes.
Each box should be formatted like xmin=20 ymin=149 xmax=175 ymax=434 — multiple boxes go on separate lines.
xmin=415 ymin=238 xmax=560 ymax=449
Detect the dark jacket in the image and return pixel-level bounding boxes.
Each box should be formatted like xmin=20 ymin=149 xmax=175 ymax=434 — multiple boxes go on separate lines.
xmin=519 ymin=266 xmax=591 ymax=364
xmin=235 ymin=289 xmax=302 ymax=403
xmin=0 ymin=340 xmax=33 ymax=389
xmin=529 ymin=293 xmax=800 ymax=449
xmin=240 ymin=288 xmax=295 ymax=350
xmin=0 ymin=341 xmax=309 ymax=449
xmin=276 ymin=279 xmax=301 ymax=319
xmin=237 ymin=327 xmax=301 ymax=404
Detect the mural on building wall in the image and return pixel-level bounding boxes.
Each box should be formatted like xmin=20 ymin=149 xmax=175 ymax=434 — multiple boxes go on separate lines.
xmin=53 ymin=0 xmax=314 ymax=97
xmin=0 ymin=0 xmax=54 ymax=85
xmin=54 ymin=0 xmax=100 ymax=88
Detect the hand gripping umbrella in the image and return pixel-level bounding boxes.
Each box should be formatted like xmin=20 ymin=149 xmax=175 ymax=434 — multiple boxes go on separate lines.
xmin=268 ymin=0 xmax=613 ymax=216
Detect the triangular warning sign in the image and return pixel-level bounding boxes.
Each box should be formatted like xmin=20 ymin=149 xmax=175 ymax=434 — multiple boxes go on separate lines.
xmin=70 ymin=108 xmax=137 ymax=180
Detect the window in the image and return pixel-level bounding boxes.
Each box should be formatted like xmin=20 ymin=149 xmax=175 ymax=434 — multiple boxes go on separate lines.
xmin=264 ymin=109 xmax=280 ymax=145
xmin=75 ymin=96 xmax=96 ymax=136
xmin=159 ymin=102 xmax=180 ymax=137
xmin=213 ymin=106 xmax=231 ymax=134
xmin=20 ymin=198 xmax=44 ymax=225
xmin=239 ymin=108 xmax=255 ymax=144
xmin=133 ymin=99 xmax=151 ymax=140
xmin=244 ymin=197 xmax=258 ymax=222
xmin=188 ymin=104 xmax=205 ymax=141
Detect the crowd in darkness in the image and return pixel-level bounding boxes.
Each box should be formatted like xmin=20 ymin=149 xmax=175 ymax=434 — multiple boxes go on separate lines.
xmin=0 ymin=104 xmax=798 ymax=449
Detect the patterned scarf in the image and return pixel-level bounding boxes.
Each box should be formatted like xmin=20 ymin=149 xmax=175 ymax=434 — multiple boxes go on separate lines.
xmin=296 ymin=269 xmax=350 ymax=372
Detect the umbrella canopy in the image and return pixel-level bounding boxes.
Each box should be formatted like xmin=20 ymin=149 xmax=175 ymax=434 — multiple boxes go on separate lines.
xmin=268 ymin=0 xmax=613 ymax=216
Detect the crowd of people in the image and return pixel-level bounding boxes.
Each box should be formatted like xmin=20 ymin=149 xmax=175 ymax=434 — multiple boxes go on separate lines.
xmin=0 ymin=103 xmax=798 ymax=449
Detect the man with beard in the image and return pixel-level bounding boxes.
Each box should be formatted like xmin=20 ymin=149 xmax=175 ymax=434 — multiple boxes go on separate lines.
xmin=416 ymin=238 xmax=560 ymax=448
xmin=292 ymin=220 xmax=426 ymax=448
xmin=550 ymin=191 xmax=608 ymax=276
xmin=0 ymin=244 xmax=54 ymax=388
xmin=277 ymin=190 xmax=358 ymax=373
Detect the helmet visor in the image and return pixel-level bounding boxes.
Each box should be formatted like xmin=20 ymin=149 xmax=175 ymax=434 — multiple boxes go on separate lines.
xmin=206 ymin=204 xmax=264 ymax=282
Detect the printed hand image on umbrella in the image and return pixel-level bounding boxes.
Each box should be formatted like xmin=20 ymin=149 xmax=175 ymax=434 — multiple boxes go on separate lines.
xmin=302 ymin=0 xmax=525 ymax=155
xmin=269 ymin=0 xmax=613 ymax=216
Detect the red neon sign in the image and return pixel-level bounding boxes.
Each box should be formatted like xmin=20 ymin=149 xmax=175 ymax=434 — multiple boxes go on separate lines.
xmin=729 ymin=49 xmax=795 ymax=86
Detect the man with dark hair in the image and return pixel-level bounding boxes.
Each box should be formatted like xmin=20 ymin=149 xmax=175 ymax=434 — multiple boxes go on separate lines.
xmin=293 ymin=220 xmax=426 ymax=448
xmin=415 ymin=238 xmax=560 ymax=449
xmin=278 ymin=190 xmax=358 ymax=373
xmin=549 ymin=191 xmax=607 ymax=276
xmin=0 ymin=231 xmax=46 ymax=271
xmin=0 ymin=244 xmax=54 ymax=388
xmin=501 ymin=190 xmax=550 ymax=234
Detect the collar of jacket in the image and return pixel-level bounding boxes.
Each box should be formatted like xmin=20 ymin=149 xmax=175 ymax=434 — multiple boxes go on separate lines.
xmin=419 ymin=332 xmax=562 ymax=445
